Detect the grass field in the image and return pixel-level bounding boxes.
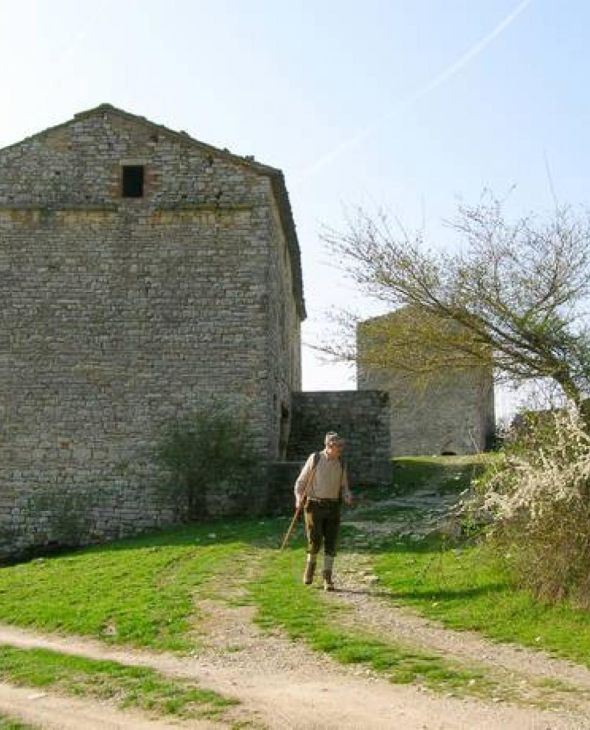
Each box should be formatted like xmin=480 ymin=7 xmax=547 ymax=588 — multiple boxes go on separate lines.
xmin=0 ymin=717 xmax=36 ymax=730
xmin=0 ymin=644 xmax=236 ymax=721
xmin=1 ymin=454 xmax=590 ymax=700
xmin=374 ymin=539 xmax=590 ymax=666
xmin=250 ymin=545 xmax=503 ymax=697
xmin=0 ymin=522 xmax=273 ymax=652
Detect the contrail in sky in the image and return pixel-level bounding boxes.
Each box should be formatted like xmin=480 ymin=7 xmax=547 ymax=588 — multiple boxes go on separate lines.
xmin=292 ymin=0 xmax=534 ymax=189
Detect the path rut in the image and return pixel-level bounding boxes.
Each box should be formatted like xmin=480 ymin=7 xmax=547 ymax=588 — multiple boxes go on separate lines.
xmin=0 ymin=618 xmax=588 ymax=729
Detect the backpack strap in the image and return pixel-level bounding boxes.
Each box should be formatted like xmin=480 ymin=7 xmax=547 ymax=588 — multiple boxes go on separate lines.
xmin=301 ymin=452 xmax=321 ymax=506
xmin=338 ymin=457 xmax=347 ymax=501
xmin=307 ymin=451 xmax=321 ymax=500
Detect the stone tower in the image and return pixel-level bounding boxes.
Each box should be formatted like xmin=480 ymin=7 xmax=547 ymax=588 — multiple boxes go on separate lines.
xmin=357 ymin=308 xmax=495 ymax=456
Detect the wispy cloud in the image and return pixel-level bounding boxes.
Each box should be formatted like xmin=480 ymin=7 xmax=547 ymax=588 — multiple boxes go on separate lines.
xmin=292 ymin=0 xmax=534 ymax=189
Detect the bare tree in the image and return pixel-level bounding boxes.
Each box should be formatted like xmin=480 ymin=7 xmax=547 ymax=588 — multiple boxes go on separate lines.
xmin=322 ymin=195 xmax=590 ymax=406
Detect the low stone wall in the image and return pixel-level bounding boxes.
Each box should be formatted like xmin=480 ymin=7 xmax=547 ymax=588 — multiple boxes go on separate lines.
xmin=0 ymin=461 xmax=303 ymax=563
xmin=0 ymin=389 xmax=393 ymax=561
xmin=202 ymin=465 xmax=293 ymax=519
xmin=0 ymin=476 xmax=185 ymax=563
xmin=287 ymin=391 xmax=392 ymax=486
xmin=263 ymin=461 xmax=303 ymax=515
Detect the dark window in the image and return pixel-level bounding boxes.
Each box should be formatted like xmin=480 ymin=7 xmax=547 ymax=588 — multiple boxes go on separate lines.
xmin=122 ymin=165 xmax=144 ymax=198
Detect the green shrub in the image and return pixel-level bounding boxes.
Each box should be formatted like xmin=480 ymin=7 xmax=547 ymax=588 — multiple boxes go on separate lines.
xmin=154 ymin=399 xmax=260 ymax=519
xmin=475 ymin=409 xmax=590 ymax=605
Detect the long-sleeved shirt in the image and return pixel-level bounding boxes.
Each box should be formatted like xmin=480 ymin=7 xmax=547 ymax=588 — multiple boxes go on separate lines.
xmin=294 ymin=450 xmax=351 ymax=504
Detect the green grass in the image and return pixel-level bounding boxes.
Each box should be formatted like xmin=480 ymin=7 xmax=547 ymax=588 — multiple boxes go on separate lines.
xmin=0 ymin=644 xmax=237 ymax=721
xmin=0 ymin=520 xmax=277 ymax=652
xmin=349 ymin=454 xmax=487 ymax=524
xmin=2 ymin=452 xmax=590 ymax=694
xmin=0 ymin=718 xmax=37 ymax=730
xmin=249 ymin=546 xmax=497 ymax=696
xmin=374 ymin=538 xmax=590 ymax=668
xmin=346 ymin=454 xmax=590 ymax=671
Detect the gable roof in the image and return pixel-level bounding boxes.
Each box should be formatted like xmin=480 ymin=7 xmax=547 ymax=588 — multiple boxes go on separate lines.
xmin=3 ymin=103 xmax=306 ymax=319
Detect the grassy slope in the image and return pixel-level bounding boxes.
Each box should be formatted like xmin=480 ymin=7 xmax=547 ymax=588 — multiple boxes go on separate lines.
xmin=251 ymin=546 xmax=500 ymax=696
xmin=0 ymin=521 xmax=273 ymax=651
xmin=373 ymin=456 xmax=590 ymax=666
xmin=1 ymin=454 xmax=590 ymax=685
xmin=375 ymin=539 xmax=590 ymax=664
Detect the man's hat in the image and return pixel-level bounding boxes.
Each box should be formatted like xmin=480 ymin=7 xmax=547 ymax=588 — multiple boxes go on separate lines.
xmin=325 ymin=431 xmax=345 ymax=446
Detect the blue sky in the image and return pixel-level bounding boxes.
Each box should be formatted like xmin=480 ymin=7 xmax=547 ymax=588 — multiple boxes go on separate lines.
xmin=1 ymin=0 xmax=589 ymax=417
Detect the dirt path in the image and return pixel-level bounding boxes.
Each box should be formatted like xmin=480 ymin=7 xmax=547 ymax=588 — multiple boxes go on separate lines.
xmin=337 ymin=551 xmax=590 ymax=691
xmin=3 ymin=487 xmax=590 ymax=728
xmin=0 ymin=620 xmax=589 ymax=730
xmin=0 ymin=680 xmax=217 ymax=730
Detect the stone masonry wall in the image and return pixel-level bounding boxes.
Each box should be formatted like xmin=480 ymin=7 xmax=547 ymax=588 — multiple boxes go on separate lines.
xmin=266 ymin=183 xmax=302 ymax=459
xmin=358 ymin=365 xmax=495 ymax=456
xmin=0 ymin=106 xmax=302 ymax=558
xmin=357 ymin=310 xmax=495 ymax=457
xmin=287 ymin=391 xmax=392 ymax=486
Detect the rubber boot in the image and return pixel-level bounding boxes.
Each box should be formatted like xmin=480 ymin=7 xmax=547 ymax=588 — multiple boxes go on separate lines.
xmin=323 ymin=555 xmax=335 ymax=591
xmin=303 ymin=555 xmax=316 ymax=585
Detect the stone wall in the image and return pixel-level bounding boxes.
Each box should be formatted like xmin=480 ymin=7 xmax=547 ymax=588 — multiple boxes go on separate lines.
xmin=0 ymin=105 xmax=303 ymax=559
xmin=266 ymin=183 xmax=302 ymax=459
xmin=357 ymin=320 xmax=495 ymax=456
xmin=287 ymin=391 xmax=392 ymax=485
xmin=358 ymin=367 xmax=495 ymax=456
xmin=357 ymin=310 xmax=495 ymax=455
xmin=262 ymin=461 xmax=304 ymax=516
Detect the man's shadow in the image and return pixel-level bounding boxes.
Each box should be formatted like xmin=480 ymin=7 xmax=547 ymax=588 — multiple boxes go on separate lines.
xmin=316 ymin=586 xmax=394 ymax=599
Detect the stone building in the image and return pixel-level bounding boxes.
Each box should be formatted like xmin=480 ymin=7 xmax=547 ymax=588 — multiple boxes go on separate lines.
xmin=0 ymin=103 xmax=490 ymax=559
xmin=0 ymin=104 xmax=306 ymax=555
xmin=357 ymin=309 xmax=495 ymax=456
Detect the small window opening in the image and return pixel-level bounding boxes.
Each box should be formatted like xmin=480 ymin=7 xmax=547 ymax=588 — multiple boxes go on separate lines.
xmin=122 ymin=165 xmax=144 ymax=198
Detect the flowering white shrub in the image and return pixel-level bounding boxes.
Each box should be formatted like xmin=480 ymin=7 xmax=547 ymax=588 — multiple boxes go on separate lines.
xmin=476 ymin=409 xmax=590 ymax=604
xmin=483 ymin=409 xmax=590 ymax=524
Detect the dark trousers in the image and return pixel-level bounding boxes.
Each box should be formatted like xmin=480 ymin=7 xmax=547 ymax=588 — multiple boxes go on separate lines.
xmin=304 ymin=500 xmax=341 ymax=557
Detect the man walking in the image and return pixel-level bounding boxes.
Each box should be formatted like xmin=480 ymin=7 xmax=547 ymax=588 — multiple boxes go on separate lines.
xmin=294 ymin=432 xmax=353 ymax=591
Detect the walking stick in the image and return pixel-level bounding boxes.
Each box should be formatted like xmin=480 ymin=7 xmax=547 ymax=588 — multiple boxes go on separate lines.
xmin=279 ymin=504 xmax=303 ymax=551
xmin=279 ymin=461 xmax=318 ymax=551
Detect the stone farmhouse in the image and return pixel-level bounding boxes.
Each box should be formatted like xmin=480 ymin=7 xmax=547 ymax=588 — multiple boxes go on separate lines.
xmin=0 ymin=104 xmax=391 ymax=558
xmin=0 ymin=104 xmax=493 ymax=559
xmin=0 ymin=104 xmax=309 ymax=555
